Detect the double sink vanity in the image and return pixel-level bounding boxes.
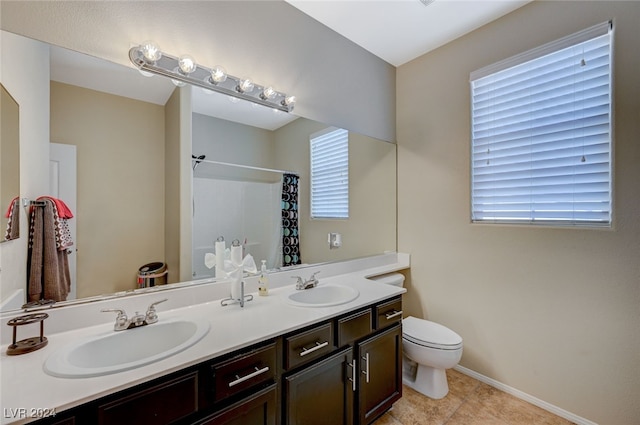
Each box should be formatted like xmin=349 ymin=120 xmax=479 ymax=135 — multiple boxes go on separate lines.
xmin=0 ymin=253 xmax=409 ymax=425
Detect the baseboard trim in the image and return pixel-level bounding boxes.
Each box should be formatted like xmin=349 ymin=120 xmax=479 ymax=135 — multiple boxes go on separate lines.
xmin=453 ymin=365 xmax=598 ymax=425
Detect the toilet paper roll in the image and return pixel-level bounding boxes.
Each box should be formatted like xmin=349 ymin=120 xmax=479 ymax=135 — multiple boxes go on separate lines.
xmin=215 ymin=240 xmax=226 ymax=278
xmin=230 ymin=268 xmax=242 ymax=300
xmin=230 ymin=245 xmax=243 ymax=266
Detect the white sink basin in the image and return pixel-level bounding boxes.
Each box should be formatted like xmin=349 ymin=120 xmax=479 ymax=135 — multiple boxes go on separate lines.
xmin=285 ymin=284 xmax=359 ymax=308
xmin=44 ymin=318 xmax=210 ymax=378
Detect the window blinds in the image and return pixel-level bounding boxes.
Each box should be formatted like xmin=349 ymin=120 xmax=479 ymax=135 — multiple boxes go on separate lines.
xmin=310 ymin=127 xmax=349 ymax=219
xmin=470 ymin=21 xmax=612 ymax=226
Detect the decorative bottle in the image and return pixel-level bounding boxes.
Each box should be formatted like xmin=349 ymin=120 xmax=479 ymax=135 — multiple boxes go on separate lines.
xmin=258 ymin=260 xmax=269 ymax=296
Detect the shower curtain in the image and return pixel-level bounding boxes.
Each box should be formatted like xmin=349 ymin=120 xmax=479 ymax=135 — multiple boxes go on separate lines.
xmin=281 ymin=173 xmax=301 ymax=267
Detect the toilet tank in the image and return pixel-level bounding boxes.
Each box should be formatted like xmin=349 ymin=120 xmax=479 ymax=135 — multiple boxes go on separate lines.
xmin=368 ymin=272 xmax=405 ymax=287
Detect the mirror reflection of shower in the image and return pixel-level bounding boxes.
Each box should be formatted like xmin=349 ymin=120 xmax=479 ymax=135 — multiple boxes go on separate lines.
xmin=191 ymin=154 xmax=207 ymax=219
xmin=191 ymin=158 xmax=286 ymax=279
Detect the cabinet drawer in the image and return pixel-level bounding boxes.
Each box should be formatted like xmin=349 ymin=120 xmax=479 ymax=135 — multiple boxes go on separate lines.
xmin=212 ymin=342 xmax=277 ymax=403
xmin=195 ymin=384 xmax=277 ymax=425
xmin=285 ymin=322 xmax=334 ymax=370
xmin=98 ymin=371 xmax=198 ymax=425
xmin=375 ymin=298 xmax=403 ymax=330
xmin=337 ymin=309 xmax=372 ymax=347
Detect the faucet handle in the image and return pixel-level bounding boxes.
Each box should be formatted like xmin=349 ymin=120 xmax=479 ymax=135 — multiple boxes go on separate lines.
xmin=310 ymin=271 xmax=320 ymax=280
xmin=145 ymin=298 xmax=168 ymax=324
xmin=101 ymin=308 xmax=128 ymax=330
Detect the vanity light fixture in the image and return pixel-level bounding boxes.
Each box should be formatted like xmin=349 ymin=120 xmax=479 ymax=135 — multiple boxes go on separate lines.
xmin=129 ymin=41 xmax=296 ymax=112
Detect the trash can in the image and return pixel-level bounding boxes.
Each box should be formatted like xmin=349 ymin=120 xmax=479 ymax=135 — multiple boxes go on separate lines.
xmin=137 ymin=262 xmax=168 ymax=288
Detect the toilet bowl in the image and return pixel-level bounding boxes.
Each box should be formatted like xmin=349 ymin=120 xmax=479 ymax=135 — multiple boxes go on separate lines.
xmin=402 ymin=316 xmax=463 ymax=399
xmin=368 ymin=273 xmax=464 ymax=399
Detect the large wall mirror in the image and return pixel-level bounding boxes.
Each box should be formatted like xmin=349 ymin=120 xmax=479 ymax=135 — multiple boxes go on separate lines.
xmin=0 ymin=83 xmax=20 ymax=242
xmin=0 ymin=31 xmax=397 ymax=312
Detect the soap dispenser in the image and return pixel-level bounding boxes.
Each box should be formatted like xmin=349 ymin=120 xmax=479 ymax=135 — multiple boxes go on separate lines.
xmin=258 ymin=260 xmax=269 ymax=296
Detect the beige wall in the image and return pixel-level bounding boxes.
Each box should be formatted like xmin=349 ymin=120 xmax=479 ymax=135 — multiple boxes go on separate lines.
xmin=164 ymin=86 xmax=193 ymax=283
xmin=0 ymin=85 xmax=20 ymax=239
xmin=50 ymin=82 xmax=165 ymax=297
xmin=397 ymin=2 xmax=640 ymax=424
xmin=274 ymin=118 xmax=397 ymax=264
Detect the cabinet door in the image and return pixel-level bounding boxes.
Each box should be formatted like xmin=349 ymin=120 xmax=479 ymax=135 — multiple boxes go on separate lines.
xmin=97 ymin=371 xmax=199 ymax=425
xmin=284 ymin=347 xmax=354 ymax=425
xmin=357 ymin=324 xmax=402 ymax=425
xmin=195 ymin=384 xmax=277 ymax=425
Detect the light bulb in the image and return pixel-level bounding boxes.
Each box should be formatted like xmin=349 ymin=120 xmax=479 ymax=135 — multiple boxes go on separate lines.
xmin=237 ymin=78 xmax=254 ymax=93
xmin=178 ymin=55 xmax=197 ymax=74
xmin=140 ymin=40 xmax=162 ymax=63
xmin=283 ymin=95 xmax=296 ymax=107
xmin=260 ymin=86 xmax=277 ymax=100
xmin=210 ymin=66 xmax=227 ymax=84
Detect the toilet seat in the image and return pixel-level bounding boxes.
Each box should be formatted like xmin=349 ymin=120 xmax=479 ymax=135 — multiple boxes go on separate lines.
xmin=403 ymin=316 xmax=463 ymax=350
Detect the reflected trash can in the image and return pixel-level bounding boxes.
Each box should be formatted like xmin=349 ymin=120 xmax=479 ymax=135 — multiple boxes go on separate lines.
xmin=137 ymin=262 xmax=168 ymax=288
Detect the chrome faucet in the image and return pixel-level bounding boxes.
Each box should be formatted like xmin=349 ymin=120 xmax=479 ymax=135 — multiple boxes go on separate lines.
xmin=102 ymin=299 xmax=168 ymax=331
xmin=292 ymin=272 xmax=320 ymax=290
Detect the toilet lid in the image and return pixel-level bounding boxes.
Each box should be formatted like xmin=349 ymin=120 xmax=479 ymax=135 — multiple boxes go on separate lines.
xmin=402 ymin=316 xmax=462 ymax=350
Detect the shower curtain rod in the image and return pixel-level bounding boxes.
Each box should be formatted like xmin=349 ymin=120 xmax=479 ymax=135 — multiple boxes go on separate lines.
xmin=191 ymin=158 xmax=299 ymax=177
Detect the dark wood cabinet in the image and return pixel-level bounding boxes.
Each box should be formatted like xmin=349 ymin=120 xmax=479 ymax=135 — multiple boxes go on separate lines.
xmin=357 ymin=324 xmax=402 ymax=425
xmin=97 ymin=371 xmax=199 ymax=425
xmin=195 ymin=384 xmax=277 ymax=425
xmin=32 ymin=295 xmax=402 ymax=425
xmin=283 ymin=297 xmax=403 ymax=425
xmin=284 ymin=347 xmax=354 ymax=425
xmin=210 ymin=342 xmax=278 ymax=403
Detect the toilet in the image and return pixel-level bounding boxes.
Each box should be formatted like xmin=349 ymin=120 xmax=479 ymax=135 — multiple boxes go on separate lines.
xmin=368 ymin=273 xmax=463 ymax=399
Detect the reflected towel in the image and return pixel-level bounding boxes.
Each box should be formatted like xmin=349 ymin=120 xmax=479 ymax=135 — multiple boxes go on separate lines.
xmin=4 ymin=196 xmax=19 ymax=241
xmin=34 ymin=196 xmax=73 ymax=250
xmin=27 ymin=199 xmax=71 ymax=302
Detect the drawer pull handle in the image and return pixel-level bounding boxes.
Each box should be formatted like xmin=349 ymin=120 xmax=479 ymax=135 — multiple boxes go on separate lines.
xmin=228 ymin=366 xmax=270 ymax=387
xmin=299 ymin=341 xmax=329 ymax=357
xmin=361 ymin=353 xmax=370 ymax=383
xmin=385 ymin=310 xmax=403 ymax=320
xmin=347 ymin=358 xmax=357 ymax=392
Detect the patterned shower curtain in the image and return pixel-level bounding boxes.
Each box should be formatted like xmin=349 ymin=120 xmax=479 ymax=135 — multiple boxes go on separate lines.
xmin=281 ymin=173 xmax=301 ymax=267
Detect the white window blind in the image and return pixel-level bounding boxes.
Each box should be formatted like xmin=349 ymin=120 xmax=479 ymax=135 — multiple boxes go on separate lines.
xmin=470 ymin=21 xmax=613 ymax=226
xmin=310 ymin=127 xmax=349 ymax=219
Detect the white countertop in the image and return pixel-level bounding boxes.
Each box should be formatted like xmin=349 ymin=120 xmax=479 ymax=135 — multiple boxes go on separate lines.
xmin=0 ymin=253 xmax=408 ymax=424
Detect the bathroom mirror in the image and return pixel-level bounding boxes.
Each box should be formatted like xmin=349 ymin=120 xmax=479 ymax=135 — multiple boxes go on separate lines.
xmin=0 ymin=83 xmax=20 ymax=242
xmin=0 ymin=32 xmax=396 ymax=312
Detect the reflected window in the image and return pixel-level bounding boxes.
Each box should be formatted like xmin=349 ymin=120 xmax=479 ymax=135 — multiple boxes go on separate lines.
xmin=310 ymin=127 xmax=349 ymax=219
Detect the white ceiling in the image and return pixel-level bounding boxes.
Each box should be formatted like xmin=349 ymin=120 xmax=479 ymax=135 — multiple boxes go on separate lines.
xmin=286 ymin=0 xmax=532 ymax=66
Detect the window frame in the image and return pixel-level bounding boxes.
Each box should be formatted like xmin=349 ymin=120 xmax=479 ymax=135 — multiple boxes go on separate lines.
xmin=469 ymin=21 xmax=614 ymax=228
xmin=309 ymin=127 xmax=349 ymax=220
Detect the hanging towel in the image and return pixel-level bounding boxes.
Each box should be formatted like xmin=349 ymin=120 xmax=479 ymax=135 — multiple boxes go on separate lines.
xmin=37 ymin=196 xmax=73 ymax=219
xmin=4 ymin=196 xmax=19 ymax=241
xmin=281 ymin=173 xmax=301 ymax=267
xmin=27 ymin=198 xmax=71 ymax=302
xmin=33 ymin=196 xmax=74 ymax=250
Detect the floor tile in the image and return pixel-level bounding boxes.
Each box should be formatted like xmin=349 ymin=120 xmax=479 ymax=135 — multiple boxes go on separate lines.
xmin=372 ymin=411 xmax=403 ymax=425
xmin=373 ymin=371 xmax=574 ymax=425
xmin=387 ymin=385 xmax=463 ymax=425
xmin=468 ymin=383 xmax=575 ymax=425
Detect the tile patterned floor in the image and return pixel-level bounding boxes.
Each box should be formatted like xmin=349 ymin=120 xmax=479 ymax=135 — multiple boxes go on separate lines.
xmin=374 ymin=369 xmax=575 ymax=425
